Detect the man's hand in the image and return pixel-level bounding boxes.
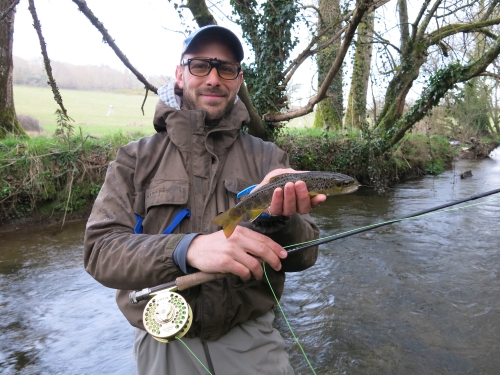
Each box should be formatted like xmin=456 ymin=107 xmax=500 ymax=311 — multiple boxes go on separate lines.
xmin=253 ymin=168 xmax=327 ymax=217
xmin=186 ymin=226 xmax=287 ymax=280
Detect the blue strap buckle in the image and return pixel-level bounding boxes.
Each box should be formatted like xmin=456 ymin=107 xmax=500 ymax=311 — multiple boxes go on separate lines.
xmin=237 ymin=184 xmax=258 ymax=199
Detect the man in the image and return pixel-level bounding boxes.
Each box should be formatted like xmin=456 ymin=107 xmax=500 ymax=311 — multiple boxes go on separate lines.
xmin=84 ymin=25 xmax=326 ymax=374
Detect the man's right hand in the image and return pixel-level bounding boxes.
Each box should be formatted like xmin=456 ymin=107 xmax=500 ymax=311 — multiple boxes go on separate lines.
xmin=185 ymin=226 xmax=287 ymax=280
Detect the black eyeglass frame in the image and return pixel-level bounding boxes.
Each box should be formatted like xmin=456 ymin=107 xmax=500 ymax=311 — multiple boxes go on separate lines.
xmin=180 ymin=58 xmax=241 ymax=80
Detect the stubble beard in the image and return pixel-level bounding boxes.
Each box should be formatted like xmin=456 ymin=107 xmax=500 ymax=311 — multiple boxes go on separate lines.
xmin=182 ymin=87 xmax=236 ymax=122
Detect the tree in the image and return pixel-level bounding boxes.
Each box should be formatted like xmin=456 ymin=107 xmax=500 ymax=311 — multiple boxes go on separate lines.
xmin=344 ymin=8 xmax=374 ymax=129
xmin=313 ymin=0 xmax=343 ymax=130
xmin=373 ymin=0 xmax=500 ymax=150
xmin=0 ymin=0 xmax=27 ymax=139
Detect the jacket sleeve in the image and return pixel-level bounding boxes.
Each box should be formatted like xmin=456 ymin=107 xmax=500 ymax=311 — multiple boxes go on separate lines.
xmin=83 ymin=144 xmax=186 ymax=291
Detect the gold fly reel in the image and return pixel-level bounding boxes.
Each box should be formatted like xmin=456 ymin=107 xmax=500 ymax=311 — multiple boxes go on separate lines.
xmin=143 ymin=290 xmax=193 ymax=343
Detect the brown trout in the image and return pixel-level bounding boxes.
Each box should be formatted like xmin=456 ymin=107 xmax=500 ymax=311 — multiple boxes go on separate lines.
xmin=212 ymin=171 xmax=359 ymax=238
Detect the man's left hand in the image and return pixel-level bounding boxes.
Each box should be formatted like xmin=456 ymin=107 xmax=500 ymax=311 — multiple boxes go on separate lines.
xmin=253 ymin=168 xmax=327 ymax=217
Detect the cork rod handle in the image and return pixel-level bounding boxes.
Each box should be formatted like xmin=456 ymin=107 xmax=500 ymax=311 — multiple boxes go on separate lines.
xmin=175 ymin=272 xmax=229 ymax=291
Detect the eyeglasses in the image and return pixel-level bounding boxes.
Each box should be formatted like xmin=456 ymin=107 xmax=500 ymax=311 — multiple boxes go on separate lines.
xmin=180 ymin=58 xmax=241 ymax=80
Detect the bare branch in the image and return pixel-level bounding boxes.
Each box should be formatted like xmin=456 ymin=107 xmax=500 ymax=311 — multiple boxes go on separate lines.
xmin=0 ymin=0 xmax=19 ymax=22
xmin=429 ymin=17 xmax=500 ymax=45
xmin=282 ymin=25 xmax=346 ymax=86
xmin=478 ymin=71 xmax=500 ymax=80
xmin=28 ymin=0 xmax=71 ymax=119
xmin=481 ymin=0 xmax=500 ymax=21
xmin=373 ymin=31 xmax=401 ymax=53
xmin=416 ymin=0 xmax=443 ymax=41
xmin=411 ymin=0 xmax=432 ymax=41
xmin=283 ymin=14 xmax=345 ymax=76
xmin=435 ymin=1 xmax=483 ymax=19
xmin=71 ymin=0 xmax=158 ymax=94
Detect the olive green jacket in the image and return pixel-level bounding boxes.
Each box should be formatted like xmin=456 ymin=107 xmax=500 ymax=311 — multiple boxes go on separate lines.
xmin=83 ymin=97 xmax=319 ymax=341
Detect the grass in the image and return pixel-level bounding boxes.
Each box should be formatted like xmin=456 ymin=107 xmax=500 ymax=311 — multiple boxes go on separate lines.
xmin=14 ymin=84 xmax=319 ymax=136
xmin=14 ymin=85 xmax=157 ymax=137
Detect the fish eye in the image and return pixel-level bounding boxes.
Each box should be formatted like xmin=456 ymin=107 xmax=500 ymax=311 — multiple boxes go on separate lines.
xmin=336 ymin=182 xmax=342 ymax=187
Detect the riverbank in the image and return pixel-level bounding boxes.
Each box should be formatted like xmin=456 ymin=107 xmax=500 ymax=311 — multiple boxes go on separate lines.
xmin=0 ymin=130 xmax=496 ymax=232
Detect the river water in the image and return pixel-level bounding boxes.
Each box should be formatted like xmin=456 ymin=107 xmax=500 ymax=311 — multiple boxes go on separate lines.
xmin=1 ymin=157 xmax=499 ymax=375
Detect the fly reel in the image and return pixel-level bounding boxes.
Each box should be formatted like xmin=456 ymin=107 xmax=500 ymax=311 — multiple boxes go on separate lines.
xmin=143 ymin=290 xmax=193 ymax=343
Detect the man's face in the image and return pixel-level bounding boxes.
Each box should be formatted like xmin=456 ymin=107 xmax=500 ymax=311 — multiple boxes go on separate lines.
xmin=176 ymin=39 xmax=243 ymax=122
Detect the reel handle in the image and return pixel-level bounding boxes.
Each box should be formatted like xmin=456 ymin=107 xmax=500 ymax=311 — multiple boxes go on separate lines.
xmin=176 ymin=272 xmax=229 ymax=291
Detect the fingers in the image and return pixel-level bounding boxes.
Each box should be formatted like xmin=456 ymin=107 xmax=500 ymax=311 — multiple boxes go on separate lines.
xmin=310 ymin=193 xmax=327 ymax=208
xmin=186 ymin=226 xmax=287 ymax=280
xmin=294 ymin=181 xmax=312 ymax=214
xmin=268 ymin=180 xmax=325 ymax=216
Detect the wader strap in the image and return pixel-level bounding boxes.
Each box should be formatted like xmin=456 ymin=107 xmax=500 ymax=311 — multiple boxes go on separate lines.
xmin=133 ymin=209 xmax=191 ymax=235
xmin=134 ymin=214 xmax=144 ymax=234
xmin=202 ymin=341 xmax=216 ymax=375
xmin=162 ymin=208 xmax=190 ymax=234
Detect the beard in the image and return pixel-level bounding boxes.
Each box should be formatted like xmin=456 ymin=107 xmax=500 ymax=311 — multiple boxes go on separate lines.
xmin=182 ymin=86 xmax=236 ymax=122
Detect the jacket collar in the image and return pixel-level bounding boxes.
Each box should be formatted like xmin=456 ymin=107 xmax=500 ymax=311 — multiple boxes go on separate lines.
xmin=153 ymin=83 xmax=250 ymax=154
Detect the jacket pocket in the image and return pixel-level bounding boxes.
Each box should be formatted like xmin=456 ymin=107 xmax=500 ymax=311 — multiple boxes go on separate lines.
xmin=145 ymin=180 xmax=189 ymax=212
xmin=218 ymin=178 xmax=252 ymax=213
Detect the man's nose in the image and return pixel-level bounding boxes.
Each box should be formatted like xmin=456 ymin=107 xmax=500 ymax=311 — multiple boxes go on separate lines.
xmin=204 ymin=66 xmax=222 ymax=85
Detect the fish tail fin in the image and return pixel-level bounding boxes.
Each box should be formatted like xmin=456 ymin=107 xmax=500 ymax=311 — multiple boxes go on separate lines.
xmin=249 ymin=209 xmax=265 ymax=222
xmin=211 ymin=210 xmax=244 ymax=238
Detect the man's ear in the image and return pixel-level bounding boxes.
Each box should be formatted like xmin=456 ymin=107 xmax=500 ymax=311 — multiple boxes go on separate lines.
xmin=175 ymin=65 xmax=184 ymax=89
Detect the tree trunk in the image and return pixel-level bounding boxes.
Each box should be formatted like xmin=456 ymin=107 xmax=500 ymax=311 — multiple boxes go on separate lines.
xmin=314 ymin=0 xmax=343 ymax=130
xmin=344 ymin=9 xmax=374 ymax=129
xmin=0 ymin=0 xmax=27 ymax=139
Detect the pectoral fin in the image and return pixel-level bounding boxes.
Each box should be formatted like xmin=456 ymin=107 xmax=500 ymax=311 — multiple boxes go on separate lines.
xmin=249 ymin=209 xmax=266 ymax=222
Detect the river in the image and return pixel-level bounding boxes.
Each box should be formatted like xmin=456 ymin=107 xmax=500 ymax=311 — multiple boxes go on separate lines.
xmin=1 ymin=157 xmax=499 ymax=375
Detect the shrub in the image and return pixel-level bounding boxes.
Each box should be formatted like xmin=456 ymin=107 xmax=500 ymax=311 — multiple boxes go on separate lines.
xmin=17 ymin=114 xmax=44 ymax=132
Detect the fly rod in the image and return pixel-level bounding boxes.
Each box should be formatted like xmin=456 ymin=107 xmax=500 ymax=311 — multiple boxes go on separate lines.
xmin=131 ymin=186 xmax=500 ymax=305
xmin=286 ymin=186 xmax=500 ymax=254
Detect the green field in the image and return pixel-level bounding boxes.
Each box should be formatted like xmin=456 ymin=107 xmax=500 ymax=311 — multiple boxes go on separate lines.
xmin=14 ymin=85 xmax=158 ymax=137
xmin=13 ymin=85 xmax=315 ymax=136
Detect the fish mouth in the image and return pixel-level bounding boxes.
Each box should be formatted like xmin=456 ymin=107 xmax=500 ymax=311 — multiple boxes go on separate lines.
xmin=341 ymin=184 xmax=360 ymax=194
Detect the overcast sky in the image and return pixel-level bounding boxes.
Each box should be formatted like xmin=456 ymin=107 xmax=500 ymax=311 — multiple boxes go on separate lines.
xmin=13 ymin=0 xmax=220 ymax=77
xmin=12 ymin=0 xmax=320 ymax=105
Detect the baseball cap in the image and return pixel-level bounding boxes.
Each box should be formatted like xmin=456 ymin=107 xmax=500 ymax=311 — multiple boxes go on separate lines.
xmin=182 ymin=25 xmax=244 ymax=62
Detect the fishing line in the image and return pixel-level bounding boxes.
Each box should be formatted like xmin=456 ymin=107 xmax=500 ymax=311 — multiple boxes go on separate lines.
xmin=285 ymin=188 xmax=500 ymax=254
xmin=263 ymin=262 xmax=317 ymax=375
xmin=261 ymin=189 xmax=499 ymax=374
xmin=175 ymin=337 xmax=214 ymax=375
